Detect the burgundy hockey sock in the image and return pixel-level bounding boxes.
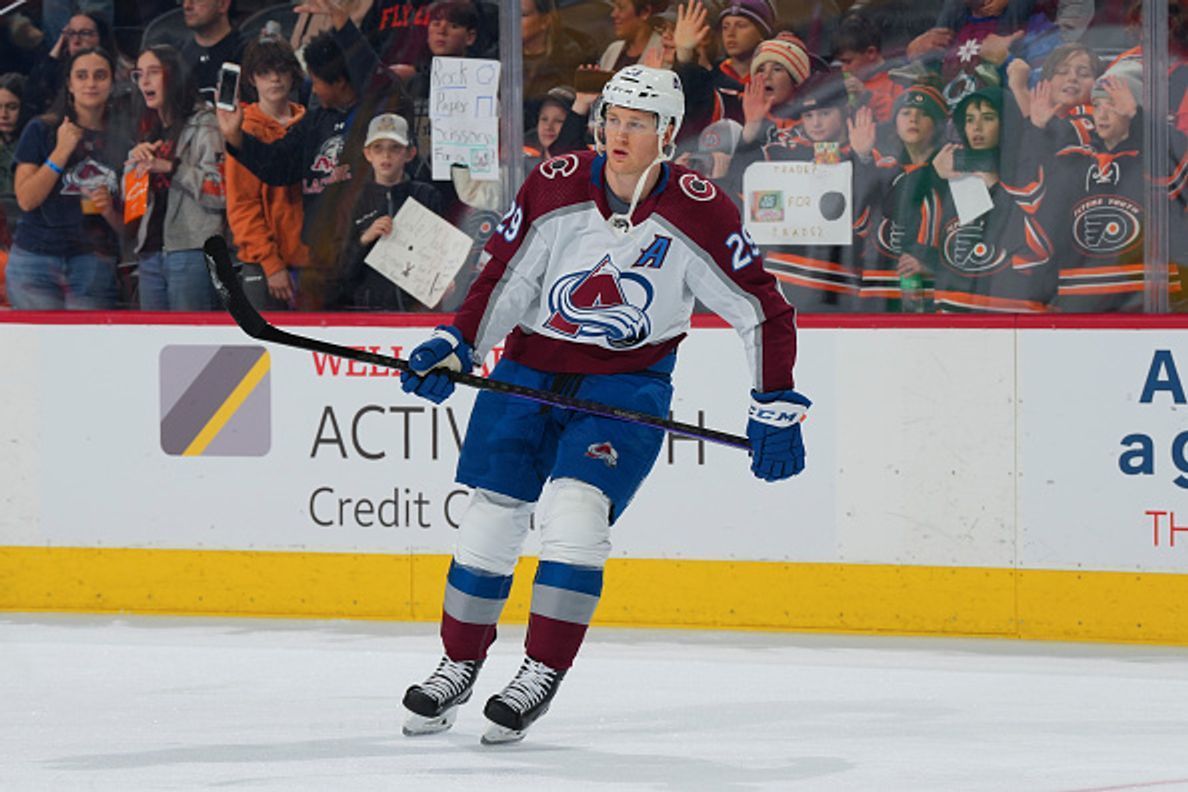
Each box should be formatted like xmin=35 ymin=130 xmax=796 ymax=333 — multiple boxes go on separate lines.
xmin=440 ymin=560 xmax=514 ymax=662
xmin=524 ymin=561 xmax=603 ymax=671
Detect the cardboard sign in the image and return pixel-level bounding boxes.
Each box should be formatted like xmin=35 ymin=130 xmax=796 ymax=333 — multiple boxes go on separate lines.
xmin=743 ymin=160 xmax=853 ymax=246
xmin=429 ymin=56 xmax=501 ymax=181
xmin=364 ymin=197 xmax=473 ymax=308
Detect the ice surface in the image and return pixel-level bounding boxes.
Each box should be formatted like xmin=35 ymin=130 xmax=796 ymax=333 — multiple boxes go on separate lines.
xmin=3 ymin=615 xmax=1188 ymax=791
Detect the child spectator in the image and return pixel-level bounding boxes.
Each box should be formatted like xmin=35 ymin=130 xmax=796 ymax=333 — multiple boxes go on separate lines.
xmin=599 ymin=0 xmax=669 ymax=72
xmin=0 ymin=74 xmax=26 ymax=196
xmin=736 ymin=35 xmax=814 ymax=149
xmin=1012 ymin=43 xmax=1100 ymax=148
xmin=833 ymin=11 xmax=902 ymax=123
xmin=523 ymin=85 xmax=586 ymax=171
xmin=909 ymin=85 xmax=1056 ymax=313
xmin=128 ymin=44 xmax=227 ymax=311
xmin=225 ymin=36 xmax=309 ymax=311
xmin=9 ymin=47 xmax=128 ymax=310
xmin=404 ymin=0 xmax=482 ymax=165
xmin=336 ymin=113 xmax=446 ymax=310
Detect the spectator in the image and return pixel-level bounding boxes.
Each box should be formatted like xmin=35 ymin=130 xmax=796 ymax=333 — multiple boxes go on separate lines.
xmin=23 ymin=11 xmax=124 ymax=118
xmin=1012 ymin=43 xmax=1100 ymax=147
xmin=909 ymin=85 xmax=1056 ymax=312
xmin=216 ymin=13 xmax=412 ymax=309
xmin=179 ymin=0 xmax=245 ymax=106
xmin=833 ymin=11 xmax=903 ymax=123
xmin=522 ymin=0 xmax=597 ymax=112
xmin=523 ymin=85 xmax=586 ymax=170
xmin=358 ymin=0 xmax=429 ymax=74
xmin=9 ymin=47 xmax=128 ymax=310
xmin=599 ymin=0 xmax=669 ymax=72
xmin=404 ymin=0 xmax=482 ymax=162
xmin=127 ymin=44 xmax=227 ymax=310
xmin=225 ymin=35 xmax=310 ymax=311
xmin=736 ymin=36 xmax=813 ymax=149
xmin=0 ymin=74 xmax=27 ymax=196
xmin=0 ymin=12 xmax=47 ymax=76
xmin=337 ymin=112 xmax=445 ymax=309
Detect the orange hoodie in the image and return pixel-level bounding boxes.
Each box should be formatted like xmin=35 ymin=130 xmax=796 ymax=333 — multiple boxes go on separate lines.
xmin=226 ymin=102 xmax=310 ymax=276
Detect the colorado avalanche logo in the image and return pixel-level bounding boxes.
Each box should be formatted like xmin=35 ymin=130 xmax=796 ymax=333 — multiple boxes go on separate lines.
xmin=311 ymin=135 xmax=345 ymax=174
xmin=943 ymin=222 xmax=1006 ymax=274
xmin=545 ymin=255 xmax=654 ymax=348
xmin=539 ymin=153 xmax=579 ymax=179
xmin=59 ymin=157 xmax=117 ymax=196
xmin=585 ymin=441 xmax=619 ymax=467
xmin=678 ymin=172 xmax=716 ymax=202
xmin=1073 ymin=199 xmax=1141 ymax=256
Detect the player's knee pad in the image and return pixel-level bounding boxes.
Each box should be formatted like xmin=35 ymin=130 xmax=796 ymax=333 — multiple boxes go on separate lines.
xmin=537 ymin=478 xmax=612 ymax=569
xmin=454 ymin=488 xmax=533 ymax=576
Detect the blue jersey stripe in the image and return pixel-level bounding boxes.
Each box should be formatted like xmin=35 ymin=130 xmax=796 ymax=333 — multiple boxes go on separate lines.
xmin=534 ymin=560 xmax=604 ymax=596
xmin=447 ymin=560 xmax=514 ymax=599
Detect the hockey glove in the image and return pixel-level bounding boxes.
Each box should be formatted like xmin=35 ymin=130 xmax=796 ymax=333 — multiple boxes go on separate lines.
xmin=399 ymin=326 xmax=474 ymax=404
xmin=746 ymin=388 xmax=811 ymax=482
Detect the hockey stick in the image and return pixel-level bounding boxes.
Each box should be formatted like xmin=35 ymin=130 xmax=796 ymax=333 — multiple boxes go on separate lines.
xmin=202 ymin=236 xmax=750 ymax=450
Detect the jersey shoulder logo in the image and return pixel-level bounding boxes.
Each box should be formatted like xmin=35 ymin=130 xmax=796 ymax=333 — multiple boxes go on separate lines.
xmin=539 ymin=153 xmax=580 ymax=180
xmin=544 ymin=255 xmax=655 ymax=348
xmin=678 ymin=172 xmax=717 ymax=202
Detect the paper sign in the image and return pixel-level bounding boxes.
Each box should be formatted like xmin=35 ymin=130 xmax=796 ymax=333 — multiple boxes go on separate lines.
xmin=364 ymin=198 xmax=473 ymax=308
xmin=949 ymin=174 xmax=995 ymax=227
xmin=742 ymin=160 xmax=852 ymax=246
xmin=123 ymin=166 xmax=148 ymax=224
xmin=429 ymin=56 xmax=500 ymax=181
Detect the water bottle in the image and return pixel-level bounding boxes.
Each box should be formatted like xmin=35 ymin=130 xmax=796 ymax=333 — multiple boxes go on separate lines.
xmin=900 ymin=272 xmax=924 ymax=313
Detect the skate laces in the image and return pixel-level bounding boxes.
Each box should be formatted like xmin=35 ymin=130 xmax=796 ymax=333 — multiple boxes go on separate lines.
xmin=419 ymin=656 xmax=476 ymax=702
xmin=497 ymin=658 xmax=557 ymax=713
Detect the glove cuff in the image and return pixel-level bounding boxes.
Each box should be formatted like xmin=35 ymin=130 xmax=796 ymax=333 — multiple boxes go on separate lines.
xmin=749 ymin=388 xmax=811 ymax=428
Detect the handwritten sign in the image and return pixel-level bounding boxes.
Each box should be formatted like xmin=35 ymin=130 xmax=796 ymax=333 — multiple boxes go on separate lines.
xmin=742 ymin=160 xmax=852 ymax=246
xmin=429 ymin=56 xmax=500 ymax=181
xmin=364 ymin=198 xmax=473 ymax=308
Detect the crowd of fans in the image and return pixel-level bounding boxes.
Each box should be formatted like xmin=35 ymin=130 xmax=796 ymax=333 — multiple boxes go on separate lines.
xmin=0 ymin=0 xmax=1185 ymax=313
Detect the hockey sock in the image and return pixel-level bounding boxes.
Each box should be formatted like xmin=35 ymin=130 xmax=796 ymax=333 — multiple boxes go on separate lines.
xmin=441 ymin=560 xmax=514 ymax=662
xmin=524 ymin=560 xmax=603 ymax=671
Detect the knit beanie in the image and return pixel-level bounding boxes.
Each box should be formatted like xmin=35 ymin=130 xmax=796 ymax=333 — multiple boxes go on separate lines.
xmin=1091 ymin=60 xmax=1143 ymax=107
xmin=718 ymin=0 xmax=776 ymax=37
xmin=893 ymin=84 xmax=949 ymax=127
xmin=794 ymin=69 xmax=849 ymax=114
xmin=749 ymin=36 xmax=812 ymax=85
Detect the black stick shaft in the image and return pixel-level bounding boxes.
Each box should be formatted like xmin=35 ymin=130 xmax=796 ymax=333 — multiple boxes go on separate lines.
xmin=204 ymin=235 xmax=750 ymax=450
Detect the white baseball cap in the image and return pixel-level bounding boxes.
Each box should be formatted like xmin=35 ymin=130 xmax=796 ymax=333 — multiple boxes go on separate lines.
xmin=365 ymin=113 xmax=410 ymax=147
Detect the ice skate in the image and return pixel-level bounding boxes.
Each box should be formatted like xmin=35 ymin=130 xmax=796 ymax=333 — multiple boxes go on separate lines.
xmin=401 ymin=656 xmax=482 ymax=736
xmin=480 ymin=657 xmax=566 ymax=745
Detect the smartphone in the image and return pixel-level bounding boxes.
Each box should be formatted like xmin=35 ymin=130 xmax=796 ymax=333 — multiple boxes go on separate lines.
xmin=215 ymin=62 xmax=241 ymax=111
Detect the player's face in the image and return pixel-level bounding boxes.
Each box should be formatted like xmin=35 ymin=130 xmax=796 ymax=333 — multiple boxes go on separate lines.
xmin=537 ymin=103 xmax=567 ymax=149
xmin=963 ymin=101 xmax=1000 ymax=150
xmin=755 ymin=62 xmax=796 ymax=107
xmin=895 ymin=106 xmax=936 ymax=147
xmin=251 ymin=68 xmax=294 ymax=106
xmin=1051 ymin=52 xmax=1095 ymax=108
xmin=135 ymin=51 xmax=166 ymax=112
xmin=428 ymin=16 xmax=476 ymax=56
xmin=720 ymin=16 xmax=763 ymax=60
xmin=603 ymin=105 xmax=663 ymax=178
xmin=802 ymin=107 xmax=845 ymax=142
xmin=365 ymin=138 xmax=413 ymax=182
xmin=610 ymin=0 xmax=648 ymax=40
xmin=0 ymin=88 xmax=21 ymax=136
xmin=70 ymin=52 xmax=113 ymax=114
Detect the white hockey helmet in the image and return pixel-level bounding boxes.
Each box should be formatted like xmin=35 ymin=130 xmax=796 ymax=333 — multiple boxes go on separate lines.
xmin=598 ymin=65 xmax=685 ymax=151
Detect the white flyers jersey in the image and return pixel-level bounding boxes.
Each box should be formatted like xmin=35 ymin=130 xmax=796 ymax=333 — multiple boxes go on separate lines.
xmin=453 ymin=151 xmax=799 ymax=392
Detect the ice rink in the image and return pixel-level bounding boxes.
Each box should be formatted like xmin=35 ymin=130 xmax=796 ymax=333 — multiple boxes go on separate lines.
xmin=3 ymin=615 xmax=1188 ymax=791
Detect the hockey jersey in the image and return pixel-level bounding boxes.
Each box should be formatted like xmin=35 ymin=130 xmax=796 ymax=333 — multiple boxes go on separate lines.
xmin=452 ymin=151 xmax=799 ymax=392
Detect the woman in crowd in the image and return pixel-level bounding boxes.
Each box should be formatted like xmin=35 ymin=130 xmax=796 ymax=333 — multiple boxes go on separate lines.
xmin=522 ymin=0 xmax=596 ymax=110
xmin=599 ymin=0 xmax=669 ymax=71
xmin=0 ymin=73 xmax=26 ymax=196
xmin=225 ymin=36 xmax=309 ymax=311
xmin=128 ymin=44 xmax=227 ymax=310
xmin=23 ymin=11 xmax=128 ymax=118
xmin=9 ymin=46 xmax=127 ymax=310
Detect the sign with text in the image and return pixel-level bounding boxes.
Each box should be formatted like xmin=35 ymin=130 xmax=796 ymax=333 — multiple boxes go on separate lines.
xmin=365 ymin=198 xmax=473 ymax=308
xmin=429 ymin=56 xmax=500 ymax=181
xmin=743 ymin=160 xmax=852 ymax=246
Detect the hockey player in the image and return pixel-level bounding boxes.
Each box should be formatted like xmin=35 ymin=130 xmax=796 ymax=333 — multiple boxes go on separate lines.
xmin=397 ymin=65 xmax=808 ymax=745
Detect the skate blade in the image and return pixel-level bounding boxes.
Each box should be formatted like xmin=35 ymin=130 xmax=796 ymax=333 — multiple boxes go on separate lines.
xmin=402 ymin=707 xmax=458 ymax=737
xmin=480 ymin=724 xmax=526 ymax=745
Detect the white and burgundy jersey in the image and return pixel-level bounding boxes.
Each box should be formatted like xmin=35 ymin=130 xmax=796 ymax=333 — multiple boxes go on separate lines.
xmin=452 ymin=151 xmax=798 ymax=392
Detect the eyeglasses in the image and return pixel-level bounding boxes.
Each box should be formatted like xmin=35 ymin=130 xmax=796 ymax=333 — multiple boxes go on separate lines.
xmin=63 ymin=28 xmax=99 ymax=40
xmin=131 ymin=67 xmax=164 ymax=83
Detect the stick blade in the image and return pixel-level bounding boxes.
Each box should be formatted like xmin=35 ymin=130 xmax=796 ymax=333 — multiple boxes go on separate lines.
xmin=203 ymin=235 xmax=270 ymax=339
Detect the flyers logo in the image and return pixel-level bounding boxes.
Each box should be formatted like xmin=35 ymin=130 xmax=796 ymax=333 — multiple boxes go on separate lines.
xmin=943 ymin=222 xmax=1006 ymax=274
xmin=1073 ymin=200 xmax=1141 ymax=256
xmin=545 ymin=255 xmax=654 ymax=348
xmin=678 ymin=172 xmax=716 ymax=202
xmin=539 ymin=153 xmax=580 ymax=179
